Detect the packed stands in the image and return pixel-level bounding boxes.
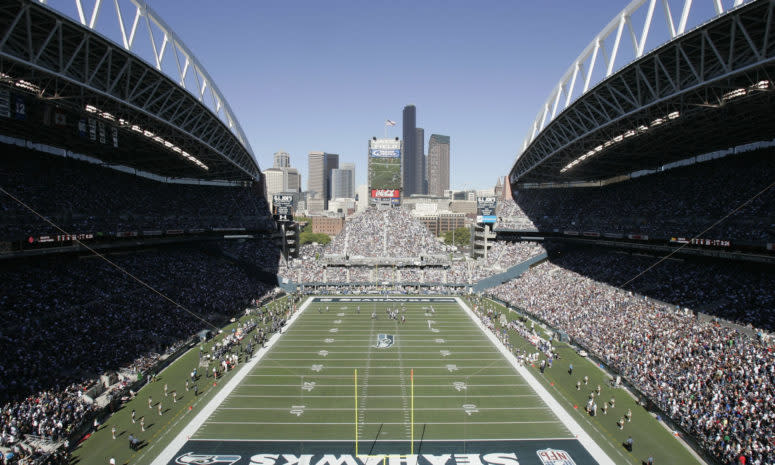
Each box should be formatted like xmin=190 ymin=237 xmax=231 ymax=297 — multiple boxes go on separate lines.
xmin=490 ymin=247 xmax=775 ymax=464
xmin=507 ymin=148 xmax=775 ymax=243
xmin=325 ymin=208 xmax=448 ymax=258
xmin=278 ymin=226 xmax=546 ymax=286
xmin=0 ymin=245 xmax=276 ymax=453
xmin=0 ymin=146 xmax=271 ymax=242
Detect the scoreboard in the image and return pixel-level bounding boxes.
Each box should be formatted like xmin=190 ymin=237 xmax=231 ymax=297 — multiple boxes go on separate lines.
xmin=476 ymin=196 xmax=497 ymax=224
xmin=272 ymin=194 xmax=294 ymax=223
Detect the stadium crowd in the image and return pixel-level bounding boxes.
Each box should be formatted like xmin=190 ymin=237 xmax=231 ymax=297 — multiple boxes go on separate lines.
xmin=0 ymin=245 xmax=276 ymax=455
xmin=278 ymin=214 xmax=545 ymax=286
xmin=325 ymin=209 xmax=448 ymax=258
xmin=0 ymin=147 xmax=272 ymax=241
xmin=499 ymin=148 xmax=775 ymax=243
xmin=490 ymin=248 xmax=775 ymax=465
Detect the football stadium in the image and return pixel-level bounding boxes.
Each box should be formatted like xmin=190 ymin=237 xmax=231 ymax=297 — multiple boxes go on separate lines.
xmin=1 ymin=1 xmax=774 ymax=465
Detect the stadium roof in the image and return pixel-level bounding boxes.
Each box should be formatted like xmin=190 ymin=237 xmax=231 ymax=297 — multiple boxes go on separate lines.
xmin=0 ymin=0 xmax=260 ymax=182
xmin=510 ymin=0 xmax=775 ymax=186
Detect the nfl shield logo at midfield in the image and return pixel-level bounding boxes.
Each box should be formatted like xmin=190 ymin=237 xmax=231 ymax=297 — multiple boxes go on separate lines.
xmin=175 ymin=452 xmax=241 ymax=465
xmin=536 ymin=449 xmax=577 ymax=465
xmin=375 ymin=334 xmax=394 ymax=348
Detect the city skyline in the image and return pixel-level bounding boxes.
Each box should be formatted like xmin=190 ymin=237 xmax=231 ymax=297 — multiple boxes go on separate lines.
xmin=146 ymin=1 xmax=710 ymax=191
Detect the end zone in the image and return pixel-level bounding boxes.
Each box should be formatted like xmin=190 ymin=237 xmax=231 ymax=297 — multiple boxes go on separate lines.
xmin=167 ymin=439 xmax=600 ymax=465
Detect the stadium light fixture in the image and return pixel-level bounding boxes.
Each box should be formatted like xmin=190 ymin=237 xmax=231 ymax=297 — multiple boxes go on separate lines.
xmin=722 ymin=88 xmax=746 ymax=101
xmin=84 ymin=103 xmax=209 ymax=171
xmin=561 ymin=109 xmax=682 ymax=173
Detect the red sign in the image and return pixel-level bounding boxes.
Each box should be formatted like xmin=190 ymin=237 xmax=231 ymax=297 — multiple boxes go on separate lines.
xmin=371 ymin=189 xmax=400 ymax=199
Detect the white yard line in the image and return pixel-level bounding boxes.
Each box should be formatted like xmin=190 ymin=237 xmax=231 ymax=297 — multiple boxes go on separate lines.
xmin=149 ymin=296 xmax=314 ymax=465
xmin=187 ymin=437 xmax=576 ymax=442
xmin=226 ymin=394 xmax=537 ymax=398
xmin=205 ymin=421 xmax=563 ymax=425
xmin=215 ymin=406 xmax=549 ymax=411
xmin=455 ymin=297 xmax=616 ymax=465
xmin=246 ymin=374 xmax=524 ymax=378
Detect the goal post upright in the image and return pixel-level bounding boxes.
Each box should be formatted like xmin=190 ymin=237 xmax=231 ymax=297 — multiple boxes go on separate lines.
xmin=410 ymin=368 xmax=414 ymax=455
xmin=355 ymin=368 xmax=358 ymax=456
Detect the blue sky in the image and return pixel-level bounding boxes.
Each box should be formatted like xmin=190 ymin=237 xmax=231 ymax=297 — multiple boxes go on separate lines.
xmin=138 ymin=0 xmax=721 ymax=191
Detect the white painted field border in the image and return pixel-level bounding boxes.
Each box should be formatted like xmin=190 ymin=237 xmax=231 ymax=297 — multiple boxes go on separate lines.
xmin=246 ymin=374 xmax=524 ymax=378
xmin=205 ymin=420 xmax=563 ymax=425
xmin=149 ymin=296 xmax=314 ymax=465
xmin=225 ymin=394 xmax=537 ymax=398
xmin=188 ymin=437 xmax=575 ymax=442
xmin=454 ymin=297 xmax=616 ymax=465
xmin=215 ymin=406 xmax=550 ymax=411
xmin=244 ymin=365 xmax=512 ymax=369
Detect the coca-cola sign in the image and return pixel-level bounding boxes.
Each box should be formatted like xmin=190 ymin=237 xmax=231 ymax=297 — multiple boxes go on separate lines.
xmin=371 ymin=189 xmax=400 ymax=198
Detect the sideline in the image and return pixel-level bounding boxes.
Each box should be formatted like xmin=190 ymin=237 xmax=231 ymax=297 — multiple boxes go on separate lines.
xmin=455 ymin=297 xmax=615 ymax=465
xmin=149 ymin=297 xmax=313 ymax=465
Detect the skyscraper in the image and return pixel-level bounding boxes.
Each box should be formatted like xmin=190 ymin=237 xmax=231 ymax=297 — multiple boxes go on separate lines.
xmin=307 ymin=151 xmax=339 ymax=209
xmin=415 ymin=127 xmax=425 ymax=195
xmin=264 ymin=151 xmax=301 ymax=210
xmin=428 ymin=134 xmax=450 ymax=197
xmin=308 ymin=152 xmax=325 ymax=202
xmin=273 ymin=151 xmax=290 ymax=168
xmin=331 ymin=163 xmax=355 ymax=199
xmin=402 ymin=105 xmax=417 ymax=196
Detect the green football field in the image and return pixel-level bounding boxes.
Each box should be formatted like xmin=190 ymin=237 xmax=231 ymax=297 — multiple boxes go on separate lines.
xmin=196 ymin=297 xmax=565 ymax=441
xmin=150 ymin=297 xmax=612 ymax=465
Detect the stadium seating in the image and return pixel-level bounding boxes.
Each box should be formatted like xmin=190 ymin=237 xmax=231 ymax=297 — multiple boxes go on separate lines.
xmin=490 ymin=247 xmax=775 ymax=465
xmin=0 ymin=145 xmax=271 ymax=242
xmin=0 ymin=245 xmax=276 ymax=449
xmin=499 ymin=148 xmax=775 ymax=243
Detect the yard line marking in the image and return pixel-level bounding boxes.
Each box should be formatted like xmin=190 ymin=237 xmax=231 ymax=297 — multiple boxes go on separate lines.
xmin=263 ymin=358 xmax=505 ymax=361
xmin=225 ymin=394 xmax=538 ymax=398
xmin=188 ymin=437 xmax=576 ymax=442
xmin=203 ymin=421 xmax=563 ymax=425
xmin=245 ymin=374 xmax=521 ymax=377
xmin=232 ymin=383 xmax=530 ymax=388
xmin=214 ymin=407 xmax=549 ymax=411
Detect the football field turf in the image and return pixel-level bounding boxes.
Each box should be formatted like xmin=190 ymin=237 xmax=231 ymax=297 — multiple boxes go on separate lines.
xmin=154 ymin=297 xmax=612 ymax=465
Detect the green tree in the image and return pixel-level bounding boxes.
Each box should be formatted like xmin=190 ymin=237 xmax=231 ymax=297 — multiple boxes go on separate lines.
xmin=299 ymin=232 xmax=331 ymax=246
xmin=443 ymin=227 xmax=470 ymax=249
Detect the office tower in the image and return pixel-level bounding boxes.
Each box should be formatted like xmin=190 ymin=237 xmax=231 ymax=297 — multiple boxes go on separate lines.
xmin=402 ymin=105 xmax=417 ymax=196
xmin=286 ymin=169 xmax=301 ymax=192
xmin=331 ymin=163 xmax=355 ymax=199
xmin=415 ymin=127 xmax=425 ymax=194
xmin=308 ymin=152 xmax=325 ymax=201
xmin=308 ymin=151 xmax=339 ymax=209
xmin=273 ymin=151 xmax=290 ymax=168
xmin=264 ymin=168 xmax=285 ymax=197
xmin=428 ymin=134 xmax=450 ymax=197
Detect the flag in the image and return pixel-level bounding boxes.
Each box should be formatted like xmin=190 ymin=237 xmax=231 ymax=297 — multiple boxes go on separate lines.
xmin=385 ymin=120 xmax=396 ymax=126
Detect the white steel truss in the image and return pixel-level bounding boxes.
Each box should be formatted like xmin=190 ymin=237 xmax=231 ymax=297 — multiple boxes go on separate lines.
xmin=520 ymin=0 xmax=753 ymax=156
xmin=35 ymin=0 xmax=254 ymax=161
xmin=511 ymin=0 xmax=775 ymax=184
xmin=0 ymin=0 xmax=258 ymax=180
